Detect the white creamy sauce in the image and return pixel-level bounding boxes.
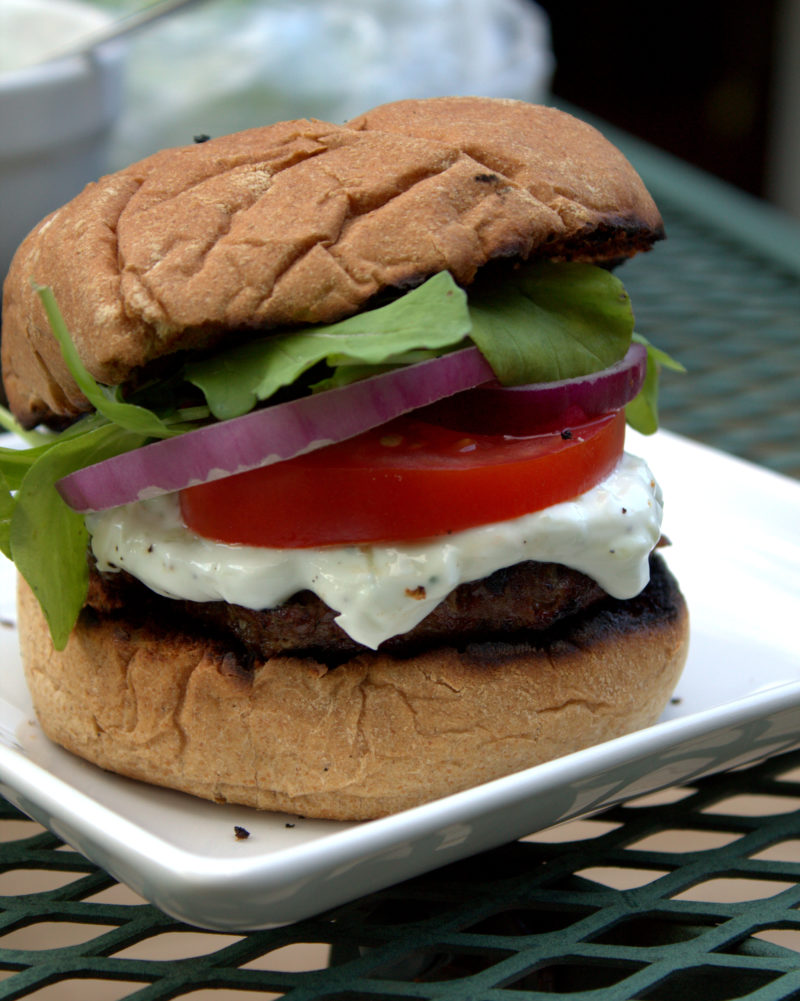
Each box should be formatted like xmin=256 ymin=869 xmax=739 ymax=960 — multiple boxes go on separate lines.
xmin=87 ymin=453 xmax=663 ymax=650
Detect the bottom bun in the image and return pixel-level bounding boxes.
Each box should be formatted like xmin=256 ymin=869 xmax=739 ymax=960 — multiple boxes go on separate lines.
xmin=18 ymin=556 xmax=688 ymax=821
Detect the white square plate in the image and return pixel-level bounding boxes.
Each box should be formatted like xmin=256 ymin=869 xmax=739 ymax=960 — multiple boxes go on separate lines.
xmin=0 ymin=429 xmax=797 ymax=930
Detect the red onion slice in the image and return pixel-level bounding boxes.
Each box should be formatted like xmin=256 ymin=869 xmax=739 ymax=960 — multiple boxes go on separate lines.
xmin=419 ymin=342 xmax=647 ymax=435
xmin=56 ymin=346 xmax=496 ymax=513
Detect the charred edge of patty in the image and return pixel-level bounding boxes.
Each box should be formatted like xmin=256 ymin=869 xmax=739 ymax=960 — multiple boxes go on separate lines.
xmin=459 ymin=553 xmax=683 ymax=670
xmin=81 ymin=554 xmax=679 ymax=672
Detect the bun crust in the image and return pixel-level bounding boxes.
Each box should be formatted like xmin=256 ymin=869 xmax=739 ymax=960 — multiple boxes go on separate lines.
xmin=18 ymin=558 xmax=688 ymax=821
xmin=2 ymin=98 xmax=663 ymax=427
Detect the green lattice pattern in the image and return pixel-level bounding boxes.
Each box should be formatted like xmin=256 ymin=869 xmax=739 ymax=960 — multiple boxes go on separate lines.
xmin=1 ymin=751 xmax=800 ymax=998
xmin=620 ymin=191 xmax=800 ymax=480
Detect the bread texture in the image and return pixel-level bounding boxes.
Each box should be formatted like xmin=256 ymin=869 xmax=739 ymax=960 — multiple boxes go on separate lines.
xmin=18 ymin=557 xmax=688 ymax=821
xmin=2 ymin=97 xmax=663 ymax=427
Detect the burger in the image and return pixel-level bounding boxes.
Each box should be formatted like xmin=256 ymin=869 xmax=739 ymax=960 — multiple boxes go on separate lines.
xmin=0 ymin=97 xmax=688 ymax=821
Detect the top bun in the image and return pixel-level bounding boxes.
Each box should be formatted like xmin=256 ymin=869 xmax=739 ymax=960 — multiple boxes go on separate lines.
xmin=1 ymin=97 xmax=663 ymax=427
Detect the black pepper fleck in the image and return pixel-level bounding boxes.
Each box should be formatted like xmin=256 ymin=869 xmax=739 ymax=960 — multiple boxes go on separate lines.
xmin=561 ymin=429 xmax=572 ymax=440
xmin=234 ymin=825 xmax=250 ymax=840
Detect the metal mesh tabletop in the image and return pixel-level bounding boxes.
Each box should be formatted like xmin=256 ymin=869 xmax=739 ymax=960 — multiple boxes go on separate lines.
xmin=0 ymin=125 xmax=797 ymax=999
xmin=4 ymin=751 xmax=800 ymax=999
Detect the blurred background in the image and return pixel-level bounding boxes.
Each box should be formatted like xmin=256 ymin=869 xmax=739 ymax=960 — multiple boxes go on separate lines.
xmin=536 ymin=0 xmax=800 ymax=222
xmin=4 ymin=1 xmax=800 ymax=195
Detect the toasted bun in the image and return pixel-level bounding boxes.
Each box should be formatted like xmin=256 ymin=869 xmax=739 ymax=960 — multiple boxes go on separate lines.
xmin=2 ymin=97 xmax=663 ymax=427
xmin=18 ymin=556 xmax=688 ymax=821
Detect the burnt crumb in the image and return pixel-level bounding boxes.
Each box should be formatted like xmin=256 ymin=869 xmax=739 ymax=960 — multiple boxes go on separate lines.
xmin=461 ymin=639 xmax=536 ymax=669
xmin=474 ymin=172 xmax=500 ymax=183
xmin=405 ymin=585 xmax=427 ymax=600
xmin=234 ymin=825 xmax=250 ymax=840
xmin=193 ymin=133 xmax=211 ymax=143
xmin=219 ymin=652 xmax=251 ymax=681
xmin=561 ymin=429 xmax=573 ymax=440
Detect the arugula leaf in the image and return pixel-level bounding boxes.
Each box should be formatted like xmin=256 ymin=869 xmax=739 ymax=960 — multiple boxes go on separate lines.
xmin=467 ymin=261 xmax=634 ymax=384
xmin=626 ymin=333 xmax=686 ymax=435
xmin=9 ymin=423 xmax=146 ymax=650
xmin=0 ymin=406 xmax=58 ymax=447
xmin=0 ymin=470 xmax=14 ymax=560
xmin=0 ymin=438 xmax=66 ymax=492
xmin=310 ymin=350 xmax=440 ymax=393
xmin=1 ymin=288 xmax=209 ymax=648
xmin=634 ymin=332 xmax=686 ymax=375
xmin=186 ymin=263 xmax=641 ymax=420
xmin=186 ymin=272 xmax=472 ymax=420
xmin=0 ymin=411 xmax=110 ymax=490
xmin=35 ymin=285 xmax=177 ymax=439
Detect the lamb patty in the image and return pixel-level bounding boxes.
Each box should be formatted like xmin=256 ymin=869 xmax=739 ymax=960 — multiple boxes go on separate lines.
xmin=86 ymin=558 xmax=610 ymax=663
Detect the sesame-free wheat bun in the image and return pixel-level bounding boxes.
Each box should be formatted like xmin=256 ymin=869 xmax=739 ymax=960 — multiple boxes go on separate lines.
xmin=2 ymin=97 xmax=662 ymax=428
xmin=4 ymin=97 xmax=686 ymax=821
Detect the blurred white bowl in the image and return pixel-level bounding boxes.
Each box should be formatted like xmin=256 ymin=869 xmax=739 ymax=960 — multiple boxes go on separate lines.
xmin=0 ymin=0 xmax=124 ymax=287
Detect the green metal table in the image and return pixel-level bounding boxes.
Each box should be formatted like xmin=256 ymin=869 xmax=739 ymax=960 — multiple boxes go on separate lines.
xmin=0 ymin=125 xmax=798 ymax=1000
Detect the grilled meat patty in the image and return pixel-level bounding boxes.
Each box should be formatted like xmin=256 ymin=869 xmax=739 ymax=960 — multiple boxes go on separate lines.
xmin=86 ymin=558 xmax=612 ymax=664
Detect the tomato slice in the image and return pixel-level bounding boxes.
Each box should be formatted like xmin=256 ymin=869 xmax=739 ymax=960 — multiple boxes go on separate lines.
xmin=179 ymin=410 xmax=626 ymax=548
